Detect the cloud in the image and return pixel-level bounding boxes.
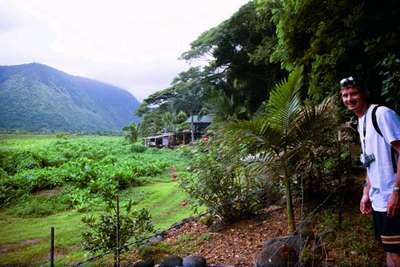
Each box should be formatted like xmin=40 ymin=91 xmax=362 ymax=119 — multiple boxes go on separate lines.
xmin=0 ymin=0 xmax=249 ymax=101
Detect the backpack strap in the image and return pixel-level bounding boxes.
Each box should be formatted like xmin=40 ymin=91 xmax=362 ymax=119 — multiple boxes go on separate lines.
xmin=371 ymin=105 xmax=382 ymax=136
xmin=371 ymin=105 xmax=398 ymax=173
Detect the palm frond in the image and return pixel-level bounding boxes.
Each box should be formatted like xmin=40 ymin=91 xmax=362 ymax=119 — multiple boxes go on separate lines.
xmin=266 ymin=66 xmax=303 ymax=133
xmin=291 ymin=96 xmax=338 ymax=144
xmin=225 ymin=118 xmax=281 ymax=151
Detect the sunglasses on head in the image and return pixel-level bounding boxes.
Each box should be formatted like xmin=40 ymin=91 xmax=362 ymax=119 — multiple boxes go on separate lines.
xmin=340 ymin=76 xmax=357 ymax=87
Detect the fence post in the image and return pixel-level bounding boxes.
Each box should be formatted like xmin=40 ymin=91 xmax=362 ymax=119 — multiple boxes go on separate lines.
xmin=50 ymin=227 xmax=54 ymax=267
xmin=115 ymin=195 xmax=120 ymax=267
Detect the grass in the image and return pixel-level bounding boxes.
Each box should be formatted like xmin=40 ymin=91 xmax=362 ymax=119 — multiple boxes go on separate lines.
xmin=0 ymin=183 xmax=194 ymax=266
xmin=315 ymin=207 xmax=384 ymax=266
xmin=0 ymin=134 xmax=196 ymax=266
xmin=0 ymin=134 xmax=60 ymax=150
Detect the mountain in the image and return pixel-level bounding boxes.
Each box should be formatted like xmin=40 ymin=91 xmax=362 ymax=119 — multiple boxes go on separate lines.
xmin=0 ymin=63 xmax=140 ymax=133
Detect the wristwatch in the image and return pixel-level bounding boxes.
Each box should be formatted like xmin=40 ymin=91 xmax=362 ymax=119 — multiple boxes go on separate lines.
xmin=394 ymin=186 xmax=400 ymax=192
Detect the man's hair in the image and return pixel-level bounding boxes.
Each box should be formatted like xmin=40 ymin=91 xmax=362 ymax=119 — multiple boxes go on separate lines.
xmin=340 ymin=76 xmax=360 ymax=88
xmin=339 ymin=76 xmax=370 ymax=100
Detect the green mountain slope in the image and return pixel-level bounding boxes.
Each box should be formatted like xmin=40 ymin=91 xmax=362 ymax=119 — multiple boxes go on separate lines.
xmin=0 ymin=63 xmax=140 ymax=133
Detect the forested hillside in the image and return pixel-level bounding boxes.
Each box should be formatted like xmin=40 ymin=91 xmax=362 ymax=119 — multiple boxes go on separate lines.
xmin=0 ymin=63 xmax=140 ymax=133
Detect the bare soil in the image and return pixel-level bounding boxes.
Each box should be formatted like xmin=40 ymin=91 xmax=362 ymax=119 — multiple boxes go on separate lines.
xmin=158 ymin=205 xmax=290 ymax=266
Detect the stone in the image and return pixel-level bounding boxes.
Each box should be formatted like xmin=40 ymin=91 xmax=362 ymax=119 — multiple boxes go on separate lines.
xmin=255 ymin=236 xmax=299 ymax=267
xmin=133 ymin=259 xmax=155 ymax=267
xmin=183 ymin=255 xmax=207 ymax=267
xmin=146 ymin=234 xmax=163 ymax=245
xmin=159 ymin=255 xmax=183 ymax=267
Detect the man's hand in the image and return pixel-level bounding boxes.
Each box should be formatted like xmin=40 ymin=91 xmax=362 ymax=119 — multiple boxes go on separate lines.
xmin=387 ymin=191 xmax=400 ymax=217
xmin=360 ymin=194 xmax=372 ymax=214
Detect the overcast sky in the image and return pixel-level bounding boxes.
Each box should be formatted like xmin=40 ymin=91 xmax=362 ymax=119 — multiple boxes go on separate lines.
xmin=0 ymin=0 xmax=249 ymax=101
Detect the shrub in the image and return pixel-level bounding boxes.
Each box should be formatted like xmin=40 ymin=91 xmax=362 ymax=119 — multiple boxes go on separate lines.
xmin=131 ymin=144 xmax=147 ymax=153
xmin=180 ymin=139 xmax=275 ymax=222
xmin=62 ymin=187 xmax=98 ymax=212
xmin=0 ymin=172 xmax=28 ymax=206
xmin=81 ymin=199 xmax=154 ymax=261
xmin=14 ymin=168 xmax=63 ymax=192
xmin=55 ymin=133 xmax=69 ymax=139
xmin=0 ymin=150 xmax=43 ymax=175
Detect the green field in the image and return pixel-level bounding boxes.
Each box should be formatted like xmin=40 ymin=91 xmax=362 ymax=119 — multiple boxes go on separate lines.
xmin=0 ymin=134 xmax=194 ymax=265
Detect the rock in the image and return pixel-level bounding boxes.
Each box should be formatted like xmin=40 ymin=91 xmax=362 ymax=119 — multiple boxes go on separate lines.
xmin=146 ymin=234 xmax=163 ymax=245
xmin=183 ymin=255 xmax=207 ymax=267
xmin=133 ymin=259 xmax=155 ymax=267
xmin=265 ymin=205 xmax=283 ymax=213
xmin=255 ymin=236 xmax=299 ymax=267
xmin=209 ymin=221 xmax=225 ymax=232
xmin=159 ymin=255 xmax=183 ymax=267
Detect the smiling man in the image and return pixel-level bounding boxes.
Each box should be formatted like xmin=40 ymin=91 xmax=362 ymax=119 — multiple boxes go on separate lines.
xmin=340 ymin=76 xmax=400 ymax=266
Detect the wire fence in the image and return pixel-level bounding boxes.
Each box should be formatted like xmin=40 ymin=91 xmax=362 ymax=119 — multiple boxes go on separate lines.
xmin=47 ymin=185 xmax=344 ymax=267
xmin=46 ymin=195 xmax=204 ymax=267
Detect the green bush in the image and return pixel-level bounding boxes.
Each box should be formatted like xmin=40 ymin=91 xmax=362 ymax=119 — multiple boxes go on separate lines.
xmin=62 ymin=187 xmax=98 ymax=212
xmin=81 ymin=200 xmax=154 ymax=258
xmin=0 ymin=150 xmax=43 ymax=175
xmin=0 ymin=173 xmax=28 ymax=206
xmin=0 ymin=136 xmax=181 ymax=208
xmin=131 ymin=144 xmax=147 ymax=153
xmin=15 ymin=168 xmax=63 ymax=192
xmin=180 ymin=139 xmax=275 ymax=222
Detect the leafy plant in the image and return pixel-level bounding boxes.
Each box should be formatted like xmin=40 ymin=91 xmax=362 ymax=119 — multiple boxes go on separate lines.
xmin=227 ymin=67 xmax=341 ymax=232
xmin=81 ymin=198 xmax=154 ymax=263
xmin=131 ymin=143 xmax=147 ymax=153
xmin=123 ymin=123 xmax=139 ymax=143
xmin=180 ymin=135 xmax=277 ymax=222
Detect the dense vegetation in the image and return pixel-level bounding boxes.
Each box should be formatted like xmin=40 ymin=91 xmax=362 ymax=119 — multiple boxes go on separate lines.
xmin=131 ymin=1 xmax=399 ymax=264
xmin=0 ymin=63 xmax=140 ymax=133
xmin=138 ymin=0 xmax=400 ymax=137
xmin=1 ymin=1 xmax=399 ymax=265
xmin=0 ymin=135 xmax=194 ymax=265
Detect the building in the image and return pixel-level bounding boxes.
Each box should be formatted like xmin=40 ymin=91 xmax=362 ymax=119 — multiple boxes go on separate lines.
xmin=143 ymin=115 xmax=212 ymax=148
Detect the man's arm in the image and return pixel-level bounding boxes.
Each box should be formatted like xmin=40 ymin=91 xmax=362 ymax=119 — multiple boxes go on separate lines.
xmin=387 ymin=140 xmax=400 ymax=217
xmin=360 ymin=176 xmax=372 ymax=214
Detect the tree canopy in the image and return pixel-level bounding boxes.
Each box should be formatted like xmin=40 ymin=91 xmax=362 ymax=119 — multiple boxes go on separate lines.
xmin=136 ymin=0 xmax=400 ymax=137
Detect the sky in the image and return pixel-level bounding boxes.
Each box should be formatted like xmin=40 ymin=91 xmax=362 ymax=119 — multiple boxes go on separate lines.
xmin=0 ymin=0 xmax=249 ymax=101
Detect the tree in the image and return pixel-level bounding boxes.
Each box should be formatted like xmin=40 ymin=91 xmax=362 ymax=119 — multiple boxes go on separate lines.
xmin=182 ymin=1 xmax=286 ymax=118
xmin=227 ymin=67 xmax=338 ymax=233
xmin=160 ymin=111 xmax=188 ymax=133
xmin=261 ymin=0 xmax=400 ymax=105
xmin=136 ymin=67 xmax=206 ymax=140
xmin=122 ymin=123 xmax=138 ymax=143
xmin=168 ymin=68 xmax=205 ymax=142
xmin=204 ymin=89 xmax=248 ymax=123
xmin=137 ymin=111 xmax=163 ymax=137
xmin=81 ymin=197 xmax=154 ymax=265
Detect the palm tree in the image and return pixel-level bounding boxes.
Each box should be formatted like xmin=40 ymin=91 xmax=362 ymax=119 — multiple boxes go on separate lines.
xmin=227 ymin=66 xmax=336 ymax=233
xmin=204 ymin=89 xmax=249 ymax=123
xmin=122 ymin=123 xmax=138 ymax=143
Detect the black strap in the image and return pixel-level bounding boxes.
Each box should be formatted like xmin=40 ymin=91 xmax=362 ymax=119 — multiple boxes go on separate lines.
xmin=371 ymin=105 xmax=398 ymax=173
xmin=371 ymin=106 xmax=382 ymax=136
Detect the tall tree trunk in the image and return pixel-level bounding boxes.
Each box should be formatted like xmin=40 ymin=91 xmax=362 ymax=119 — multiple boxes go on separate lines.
xmin=190 ymin=112 xmax=195 ymax=143
xmin=284 ymin=167 xmax=295 ymax=233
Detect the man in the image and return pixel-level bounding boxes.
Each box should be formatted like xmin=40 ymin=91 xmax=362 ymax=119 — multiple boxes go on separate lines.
xmin=340 ymin=76 xmax=400 ymax=266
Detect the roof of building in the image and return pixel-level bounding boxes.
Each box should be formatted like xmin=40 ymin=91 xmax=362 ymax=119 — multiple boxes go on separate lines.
xmin=185 ymin=115 xmax=213 ymax=124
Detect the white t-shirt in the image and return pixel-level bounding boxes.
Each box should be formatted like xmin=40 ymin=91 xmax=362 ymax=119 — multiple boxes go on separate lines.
xmin=357 ymin=104 xmax=400 ymax=211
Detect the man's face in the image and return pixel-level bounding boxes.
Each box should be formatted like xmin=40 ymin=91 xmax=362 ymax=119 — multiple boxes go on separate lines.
xmin=340 ymin=86 xmax=367 ymax=113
